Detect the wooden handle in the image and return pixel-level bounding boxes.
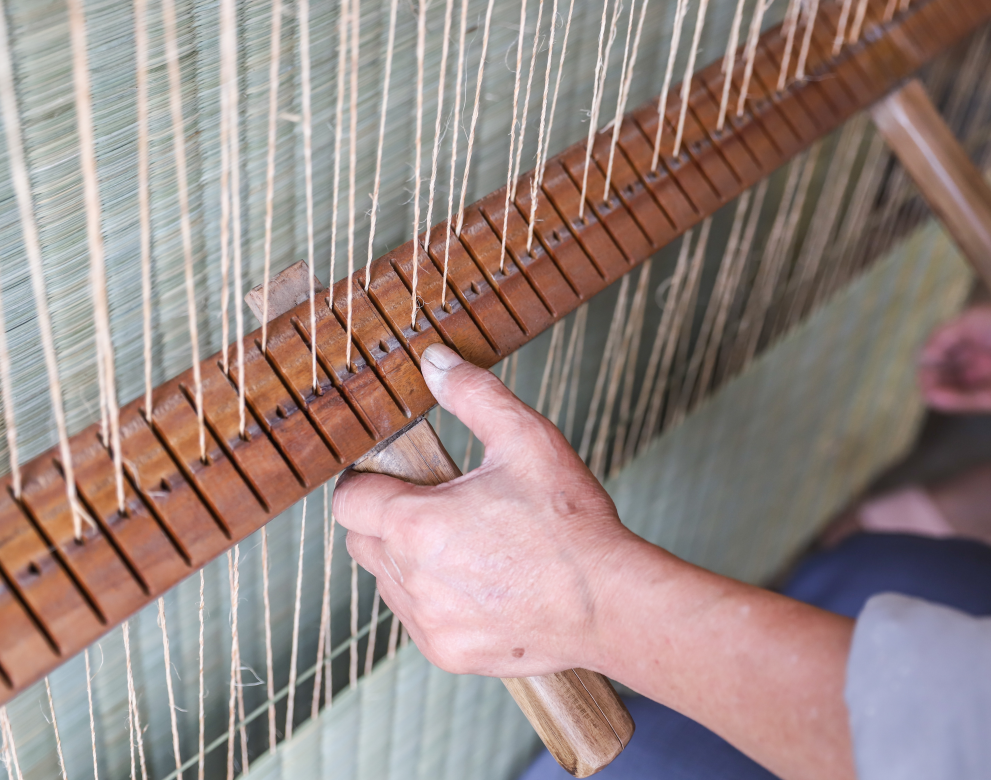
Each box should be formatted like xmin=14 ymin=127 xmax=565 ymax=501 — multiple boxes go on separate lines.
xmin=871 ymin=78 xmax=991 ymax=289
xmin=354 ymin=418 xmax=634 ymax=777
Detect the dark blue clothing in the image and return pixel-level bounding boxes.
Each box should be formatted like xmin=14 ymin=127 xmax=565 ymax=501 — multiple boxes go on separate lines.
xmin=519 ymin=533 xmax=991 ymax=780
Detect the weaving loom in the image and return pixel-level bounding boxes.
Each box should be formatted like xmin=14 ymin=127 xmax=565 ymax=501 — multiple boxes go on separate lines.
xmin=0 ymin=0 xmax=989 ymax=775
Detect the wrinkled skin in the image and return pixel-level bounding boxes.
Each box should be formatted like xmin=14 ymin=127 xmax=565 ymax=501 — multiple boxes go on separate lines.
xmin=335 ymin=344 xmax=633 ymax=677
xmin=919 ymin=305 xmax=991 ymax=412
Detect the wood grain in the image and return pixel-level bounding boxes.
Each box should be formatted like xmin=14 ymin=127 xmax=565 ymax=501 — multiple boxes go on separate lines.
xmin=355 ymin=418 xmax=634 ymax=777
xmin=872 ymin=78 xmax=991 ymax=288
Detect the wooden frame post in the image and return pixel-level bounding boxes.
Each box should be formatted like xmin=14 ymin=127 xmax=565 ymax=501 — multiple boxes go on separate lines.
xmin=871 ymin=78 xmax=991 ymax=288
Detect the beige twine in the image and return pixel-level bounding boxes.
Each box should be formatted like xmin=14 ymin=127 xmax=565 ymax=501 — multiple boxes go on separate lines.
xmin=285 ymin=498 xmax=307 ymax=740
xmin=365 ymin=0 xmax=399 ymax=291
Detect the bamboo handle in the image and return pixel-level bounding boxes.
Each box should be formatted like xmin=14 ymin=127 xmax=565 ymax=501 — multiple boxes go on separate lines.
xmin=354 ymin=418 xmax=634 ymax=777
xmin=871 ymin=78 xmax=991 ymax=289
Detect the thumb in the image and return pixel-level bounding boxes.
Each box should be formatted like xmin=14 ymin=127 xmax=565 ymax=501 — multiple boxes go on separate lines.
xmin=421 ymin=344 xmax=538 ymax=453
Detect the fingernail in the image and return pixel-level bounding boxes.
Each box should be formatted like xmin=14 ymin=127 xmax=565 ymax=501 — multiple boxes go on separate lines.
xmin=422 ymin=343 xmax=462 ymax=371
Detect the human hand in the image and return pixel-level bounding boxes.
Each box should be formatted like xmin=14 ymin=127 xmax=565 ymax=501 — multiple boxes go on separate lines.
xmin=333 ymin=344 xmax=638 ymax=678
xmin=919 ymin=305 xmax=991 ymax=412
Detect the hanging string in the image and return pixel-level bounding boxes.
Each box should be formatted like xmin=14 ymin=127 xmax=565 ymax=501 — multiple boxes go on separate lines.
xmin=777 ymin=0 xmax=802 ymax=91
xmin=849 ymin=0 xmax=871 ymax=44
xmin=525 ymin=0 xmax=561 ymax=252
xmin=285 ymin=497 xmax=307 ymax=741
xmin=327 ymin=0 xmax=347 ymax=328
xmin=301 ymin=0 xmax=319 ymax=387
xmin=460 ymin=430 xmax=473 ymax=472
xmin=603 ymin=0 xmax=640 ymax=199
xmin=365 ymin=0 xmax=399 ymax=292
xmin=161 ymin=0 xmax=206 ymax=462
xmin=526 ymin=0 xmax=576 ymax=252
xmin=795 ymin=0 xmax=820 ymax=81
xmin=345 ymin=0 xmax=360 ymax=368
xmin=0 ymin=277 xmax=18 ymax=499
xmin=0 ymin=0 xmax=76 ymax=517
xmin=728 ymin=157 xmax=801 ymax=375
xmin=454 ymin=0 xmax=496 ymax=236
xmin=733 ymin=144 xmax=819 ymax=368
xmin=0 ymin=706 xmax=22 ymax=780
xmin=604 ymin=0 xmax=652 ymax=197
xmin=502 ymin=0 xmax=548 ymax=270
xmin=821 ymin=131 xmax=888 ymax=298
xmin=261 ymin=526 xmax=276 ymax=750
xmin=737 ymin=0 xmax=767 ymax=113
xmin=124 ymin=631 xmax=138 ymax=780
xmin=651 ymin=0 xmax=688 ymax=171
xmin=409 ymin=0 xmax=428 ymax=326
xmin=634 ymin=232 xmax=694 ymax=454
xmin=833 ymin=0 xmax=854 ymax=54
xmin=221 ymin=0 xmax=247 ymax=434
xmin=386 ymin=614 xmax=401 ymax=659
xmin=135 ymin=0 xmax=154 ymax=423
xmin=122 ymin=622 xmax=149 ymax=780
xmin=497 ymin=0 xmax=534 ymax=272
xmin=579 ymin=0 xmax=623 ymax=219
xmin=536 ymin=322 xmax=564 ymax=415
xmin=364 ymin=585 xmax=380 ymax=676
xmin=84 ymin=648 xmax=100 ymax=780
xmin=673 ymin=0 xmax=709 ymax=157
xmin=703 ymin=179 xmax=768 ymax=394
xmin=68 ymin=0 xmax=127 ymax=515
xmin=577 ymin=274 xmax=630 ymax=463
xmin=591 ymin=264 xmax=650 ymax=478
xmin=441 ymin=0 xmax=471 ymax=303
xmin=225 ymin=545 xmax=248 ymax=778
xmin=219 ymin=9 xmax=232 ymax=373
xmin=717 ymin=0 xmax=747 ymax=132
xmin=551 ymin=305 xmax=586 ymax=430
xmin=664 ymin=219 xmax=711 ymax=429
xmin=609 ymin=260 xmax=652 ymax=476
xmin=196 ymin=571 xmax=205 ymax=780
xmin=421 ymin=0 xmax=455 ymax=271
xmin=313 ymin=481 xmax=335 ymax=717
xmin=156 ymin=599 xmax=183 ymax=780
xmin=261 ymin=0 xmax=283 ymax=350
xmin=783 ymin=117 xmax=866 ymax=330
xmin=349 ymin=555 xmax=359 ymax=689
xmin=44 ymin=678 xmax=67 ymax=779
xmin=681 ymin=194 xmax=752 ymax=414
xmin=642 ymin=225 xmax=711 ymax=438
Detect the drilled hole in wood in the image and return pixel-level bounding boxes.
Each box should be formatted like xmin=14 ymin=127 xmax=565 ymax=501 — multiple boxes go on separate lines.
xmin=276 ymin=404 xmax=288 ymax=419
xmin=551 ymin=229 xmax=562 ymax=243
xmin=27 ymin=561 xmax=40 ymax=576
xmin=160 ymin=477 xmax=172 ymax=492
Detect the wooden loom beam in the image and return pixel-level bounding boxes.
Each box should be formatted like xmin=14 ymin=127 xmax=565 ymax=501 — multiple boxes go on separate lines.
xmin=0 ymin=0 xmax=988 ymax=711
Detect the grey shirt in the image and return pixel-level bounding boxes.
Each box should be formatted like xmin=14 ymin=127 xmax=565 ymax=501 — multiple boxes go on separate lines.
xmin=846 ymin=593 xmax=991 ymax=780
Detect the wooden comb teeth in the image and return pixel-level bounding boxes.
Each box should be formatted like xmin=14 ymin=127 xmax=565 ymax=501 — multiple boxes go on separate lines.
xmin=0 ymin=0 xmax=986 ymax=704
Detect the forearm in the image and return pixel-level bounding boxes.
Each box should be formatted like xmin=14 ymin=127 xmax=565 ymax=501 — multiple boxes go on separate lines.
xmin=586 ymin=537 xmax=856 ymax=780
